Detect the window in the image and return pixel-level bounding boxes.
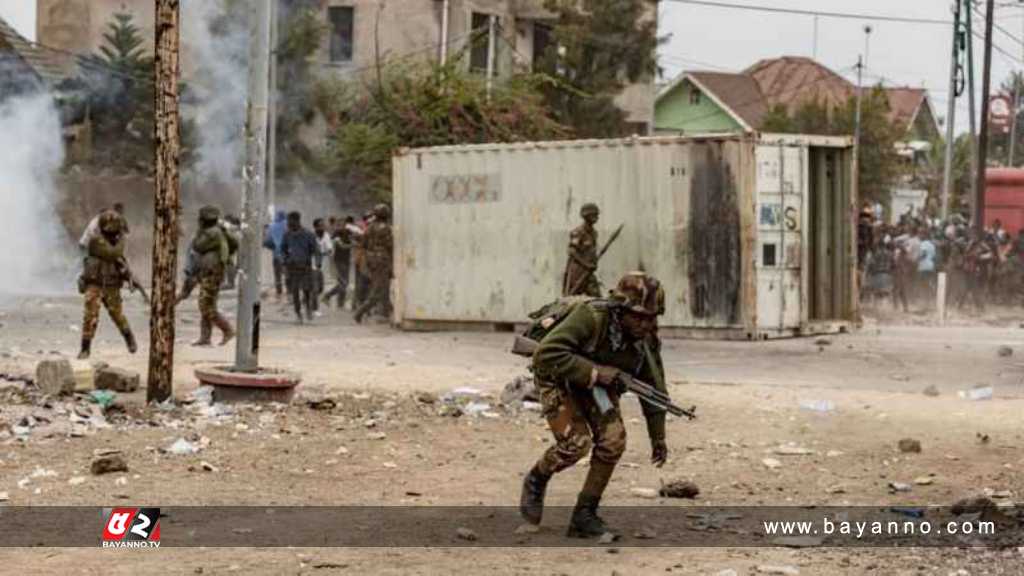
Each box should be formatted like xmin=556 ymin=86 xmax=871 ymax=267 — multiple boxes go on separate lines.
xmin=689 ymin=87 xmax=702 ymax=105
xmin=532 ymin=22 xmax=553 ymax=72
xmin=328 ymin=6 xmax=354 ymax=63
xmin=762 ymin=243 xmax=777 ymax=267
xmin=470 ymin=12 xmax=497 ymax=74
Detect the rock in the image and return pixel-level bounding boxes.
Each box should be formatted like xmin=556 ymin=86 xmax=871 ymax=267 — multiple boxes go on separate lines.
xmin=597 ymin=532 xmax=620 ymax=544
xmin=756 ymin=566 xmax=800 ymax=576
xmin=415 ymin=392 xmax=437 ymax=404
xmin=334 ymin=446 xmax=349 ymax=455
xmin=898 ymin=439 xmax=922 ymax=454
xmin=922 ymin=385 xmax=940 ymax=397
xmin=629 ymin=487 xmax=658 ymax=499
xmin=514 ymin=523 xmax=540 ymax=535
xmin=659 ymin=480 xmax=700 ymax=499
xmin=35 ymin=358 xmax=75 ymax=396
xmin=762 ymin=458 xmax=782 ymax=470
xmin=500 ymin=375 xmax=538 ymax=406
xmin=200 ymin=461 xmax=218 ymax=472
xmin=307 ymin=398 xmax=337 ymax=411
xmin=888 ymin=482 xmax=912 ymax=493
xmin=91 ymin=455 xmax=128 ymax=475
xmin=365 ymin=432 xmax=387 ymax=440
xmin=914 ymin=476 xmax=934 ymax=486
xmin=997 ymin=346 xmax=1013 ymax=358
xmin=455 ymin=527 xmax=477 ymax=541
xmin=94 ymin=367 xmax=140 ymax=393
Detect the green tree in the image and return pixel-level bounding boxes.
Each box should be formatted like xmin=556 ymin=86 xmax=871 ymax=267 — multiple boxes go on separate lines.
xmin=538 ymin=0 xmax=663 ymax=137
xmin=275 ymin=0 xmax=326 ymax=176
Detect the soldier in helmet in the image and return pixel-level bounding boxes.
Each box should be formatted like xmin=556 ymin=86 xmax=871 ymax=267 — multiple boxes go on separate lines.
xmin=353 ymin=203 xmax=393 ymax=324
xmin=520 ymin=272 xmax=670 ymax=538
xmin=77 ymin=210 xmax=137 ymax=359
xmin=181 ymin=206 xmax=236 ymax=346
xmin=563 ymin=203 xmax=602 ymax=297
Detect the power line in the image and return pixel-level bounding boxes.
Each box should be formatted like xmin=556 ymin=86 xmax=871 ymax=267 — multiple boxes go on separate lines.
xmin=663 ymin=0 xmax=951 ymax=26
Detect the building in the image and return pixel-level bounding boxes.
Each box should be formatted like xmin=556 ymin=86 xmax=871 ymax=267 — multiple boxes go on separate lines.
xmin=38 ymin=0 xmax=657 ymax=129
xmin=0 ymin=14 xmax=74 ymax=101
xmin=655 ymin=56 xmax=941 ymax=146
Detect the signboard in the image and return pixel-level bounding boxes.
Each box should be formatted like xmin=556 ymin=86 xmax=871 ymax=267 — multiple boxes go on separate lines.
xmin=990 ymin=94 xmax=1013 ymax=133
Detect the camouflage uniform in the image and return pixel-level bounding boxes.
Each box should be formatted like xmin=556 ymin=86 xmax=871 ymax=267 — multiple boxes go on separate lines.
xmin=353 ymin=205 xmax=394 ymax=323
xmin=78 ymin=211 xmax=136 ymax=359
xmin=562 ymin=203 xmax=601 ymax=297
xmin=188 ymin=206 xmax=235 ymax=346
xmin=522 ymin=273 xmax=669 ymax=537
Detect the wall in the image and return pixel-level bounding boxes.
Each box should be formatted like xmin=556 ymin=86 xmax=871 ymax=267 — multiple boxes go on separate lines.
xmin=38 ymin=0 xmax=154 ymax=55
xmin=654 ymin=79 xmax=742 ymax=134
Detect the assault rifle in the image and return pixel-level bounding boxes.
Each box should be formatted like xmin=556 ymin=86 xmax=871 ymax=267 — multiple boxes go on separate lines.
xmin=568 ymin=223 xmax=624 ymax=295
xmin=118 ymin=258 xmax=150 ymax=305
xmin=511 ymin=335 xmax=696 ymax=420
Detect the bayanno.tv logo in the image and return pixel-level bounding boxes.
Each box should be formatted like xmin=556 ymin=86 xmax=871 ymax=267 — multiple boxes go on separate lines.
xmin=101 ymin=508 xmax=161 ymax=548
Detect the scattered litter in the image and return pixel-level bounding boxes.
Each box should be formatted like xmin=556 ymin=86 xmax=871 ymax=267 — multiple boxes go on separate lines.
xmin=762 ymin=458 xmax=782 ymax=470
xmin=450 ymin=387 xmax=484 ymax=398
xmin=798 ymin=399 xmax=835 ymax=413
xmin=959 ymin=386 xmax=993 ymax=401
xmin=463 ymin=402 xmax=492 ymax=417
xmin=30 ymin=467 xmax=57 ymax=479
xmin=166 ymin=438 xmax=201 ymax=455
xmin=382 ymin=462 xmax=397 ymax=469
xmin=521 ymin=401 xmax=542 ymax=412
xmin=629 ymin=487 xmax=658 ymax=499
xmin=455 ymin=527 xmax=477 ymax=541
xmin=826 ymin=450 xmax=844 ymax=458
xmin=88 ymin=390 xmax=116 ymax=408
xmin=898 ymin=439 xmax=922 ymax=454
xmin=500 ymin=375 xmax=538 ymax=407
xmin=659 ymin=480 xmax=699 ymax=499
xmin=888 ymin=482 xmax=912 ymax=493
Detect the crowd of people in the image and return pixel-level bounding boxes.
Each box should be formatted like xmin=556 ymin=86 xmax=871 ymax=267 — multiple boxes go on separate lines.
xmin=858 ymin=205 xmax=1024 ymax=313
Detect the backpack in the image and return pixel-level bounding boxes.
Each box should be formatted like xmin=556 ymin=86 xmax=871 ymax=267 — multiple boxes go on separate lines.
xmin=220 ymin=224 xmax=240 ymax=255
xmin=522 ymin=296 xmax=609 ymax=354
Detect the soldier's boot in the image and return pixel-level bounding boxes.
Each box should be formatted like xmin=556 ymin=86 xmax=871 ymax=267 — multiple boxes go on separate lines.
xmin=122 ymin=329 xmax=138 ymax=354
xmin=519 ymin=466 xmax=551 ymax=525
xmin=78 ymin=338 xmax=92 ymax=360
xmin=567 ymin=494 xmax=613 ymax=539
xmin=192 ymin=320 xmax=213 ymax=347
xmin=214 ymin=316 xmax=235 ymax=346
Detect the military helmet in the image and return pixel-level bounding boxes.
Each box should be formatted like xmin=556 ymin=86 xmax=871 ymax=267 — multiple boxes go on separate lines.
xmin=580 ymin=203 xmax=600 ymax=218
xmin=373 ymin=203 xmax=391 ymax=219
xmin=98 ymin=210 xmax=122 ymax=234
xmin=199 ymin=205 xmax=221 ymax=222
xmin=611 ymin=272 xmax=664 ymax=317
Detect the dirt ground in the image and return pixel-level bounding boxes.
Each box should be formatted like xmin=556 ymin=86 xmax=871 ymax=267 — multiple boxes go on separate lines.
xmin=1 ymin=292 xmax=1023 ymax=574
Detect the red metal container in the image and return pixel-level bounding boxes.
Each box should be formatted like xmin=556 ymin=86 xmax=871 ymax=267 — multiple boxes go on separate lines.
xmin=985 ymin=168 xmax=1024 ymax=234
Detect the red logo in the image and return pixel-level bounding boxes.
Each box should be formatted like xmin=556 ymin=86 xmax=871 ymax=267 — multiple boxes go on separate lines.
xmin=102 ymin=508 xmax=161 ymax=548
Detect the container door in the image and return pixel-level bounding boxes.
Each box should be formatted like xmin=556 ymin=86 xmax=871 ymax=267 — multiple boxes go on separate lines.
xmin=807 ymin=146 xmax=853 ymax=321
xmin=755 ymin=143 xmax=803 ymax=331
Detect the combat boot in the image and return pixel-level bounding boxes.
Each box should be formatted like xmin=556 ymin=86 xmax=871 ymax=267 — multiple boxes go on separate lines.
xmin=214 ymin=316 xmax=235 ymax=346
xmin=567 ymin=494 xmax=614 ymax=539
xmin=78 ymin=338 xmax=91 ymax=360
xmin=519 ymin=466 xmax=551 ymax=525
xmin=192 ymin=320 xmax=213 ymax=347
xmin=122 ymin=330 xmax=138 ymax=354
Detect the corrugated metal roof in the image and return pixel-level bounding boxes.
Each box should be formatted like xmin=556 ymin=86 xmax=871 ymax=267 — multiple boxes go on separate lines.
xmin=689 ymin=71 xmax=768 ymax=130
xmin=745 ymin=56 xmax=854 ymax=114
xmin=0 ymin=15 xmax=75 ymax=87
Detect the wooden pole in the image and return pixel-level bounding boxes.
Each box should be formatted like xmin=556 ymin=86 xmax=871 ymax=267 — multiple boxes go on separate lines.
xmin=148 ymin=0 xmax=181 ymax=403
xmin=976 ymin=0 xmax=996 ymax=233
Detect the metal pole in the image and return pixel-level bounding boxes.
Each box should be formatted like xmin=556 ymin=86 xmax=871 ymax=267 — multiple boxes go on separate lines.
xmin=976 ymin=0 xmax=996 ymax=233
xmin=148 ymin=0 xmax=181 ymax=403
xmin=267 ymin=0 xmax=279 ymax=212
xmin=440 ymin=0 xmax=450 ymax=65
xmin=942 ymin=1 xmax=962 ymax=220
xmin=1010 ymin=80 xmax=1019 ymax=166
xmin=486 ymin=14 xmax=496 ymax=100
xmin=812 ymin=15 xmax=818 ymax=59
xmin=235 ymin=0 xmax=272 ymax=371
xmin=967 ymin=0 xmax=978 ymax=212
xmin=854 ymin=55 xmax=864 ymax=176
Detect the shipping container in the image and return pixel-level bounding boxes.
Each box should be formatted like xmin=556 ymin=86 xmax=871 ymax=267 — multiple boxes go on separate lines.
xmin=392 ymin=133 xmax=857 ymax=339
xmin=985 ymin=168 xmax=1024 ymax=234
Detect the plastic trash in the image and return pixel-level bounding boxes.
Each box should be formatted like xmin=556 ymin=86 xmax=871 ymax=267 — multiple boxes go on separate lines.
xmin=799 ymin=399 xmax=835 ymax=413
xmin=88 ymin=390 xmax=116 ymax=408
xmin=166 ymin=438 xmax=200 ymax=455
xmin=958 ymin=386 xmax=993 ymax=401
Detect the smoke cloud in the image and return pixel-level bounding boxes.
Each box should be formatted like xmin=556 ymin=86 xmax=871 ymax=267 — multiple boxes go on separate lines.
xmin=181 ymin=0 xmax=249 ymax=184
xmin=0 ymin=92 xmax=71 ymax=295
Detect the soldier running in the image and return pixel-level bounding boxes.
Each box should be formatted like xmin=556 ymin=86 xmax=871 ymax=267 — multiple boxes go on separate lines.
xmin=78 ymin=210 xmax=137 ymax=359
xmin=181 ymin=206 xmax=235 ymax=346
xmin=521 ymin=272 xmax=670 ymax=538
xmin=353 ymin=204 xmax=393 ymax=324
xmin=563 ymin=203 xmax=602 ymax=297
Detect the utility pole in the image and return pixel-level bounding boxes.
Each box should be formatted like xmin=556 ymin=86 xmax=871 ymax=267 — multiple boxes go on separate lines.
xmin=1010 ymin=11 xmax=1024 ymax=168
xmin=148 ymin=0 xmax=181 ymax=403
xmin=235 ymin=0 xmax=272 ymax=371
xmin=485 ymin=15 xmax=497 ymax=100
xmin=853 ymin=26 xmax=870 ymax=207
xmin=267 ymin=0 xmax=279 ymax=212
xmin=967 ymin=0 xmax=978 ymax=209
xmin=976 ymin=0 xmax=996 ymax=233
xmin=942 ymin=1 xmax=962 ymax=220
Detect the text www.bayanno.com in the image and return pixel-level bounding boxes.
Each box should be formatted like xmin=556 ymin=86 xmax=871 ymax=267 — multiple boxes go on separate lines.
xmin=763 ymin=518 xmax=996 ymax=539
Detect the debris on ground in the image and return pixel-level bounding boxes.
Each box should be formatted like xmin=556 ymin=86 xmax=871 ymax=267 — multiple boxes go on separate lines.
xmin=898 ymin=438 xmax=922 ymax=454
xmin=455 ymin=527 xmax=477 ymax=541
xmin=307 ymin=397 xmax=337 ymax=411
xmin=633 ymin=527 xmax=657 ymax=539
xmin=597 ymin=532 xmax=620 ymax=545
xmin=814 ymin=338 xmax=832 ymax=347
xmin=762 ymin=458 xmax=782 ymax=470
xmin=798 ymin=399 xmax=835 ymax=413
xmin=959 ymin=385 xmax=993 ymax=401
xmin=90 ymin=454 xmax=128 ymax=475
xmin=659 ymin=479 xmax=700 ymax=499
xmin=94 ymin=367 xmax=139 ymax=393
xmin=629 ymin=487 xmax=658 ymax=499
xmin=888 ymin=482 xmax=912 ymax=493
xmin=977 ymin=433 xmax=991 ymax=445
xmin=414 ymin=392 xmax=437 ymax=404
xmin=756 ymin=565 xmax=800 ymax=575
xmin=922 ymin=385 xmax=940 ymax=397
xmin=952 ymin=496 xmax=996 ymax=516
xmin=88 ymin=390 xmax=117 ymax=409
xmin=997 ymin=346 xmax=1013 ymax=358
xmin=773 ymin=444 xmax=814 ymax=456
xmin=500 ymin=375 xmax=538 ymax=408
xmin=914 ymin=476 xmax=935 ymax=486
xmin=165 ymin=438 xmax=202 ymax=455
xmin=35 ymin=358 xmax=75 ymax=396
xmin=514 ymin=523 xmax=540 ymax=535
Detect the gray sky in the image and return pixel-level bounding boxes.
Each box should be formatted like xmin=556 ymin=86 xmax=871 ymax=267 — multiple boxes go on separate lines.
xmin=0 ymin=0 xmax=1018 ymax=135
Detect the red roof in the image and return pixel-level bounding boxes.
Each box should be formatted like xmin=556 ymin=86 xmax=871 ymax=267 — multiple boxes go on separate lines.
xmin=884 ymin=87 xmax=927 ymax=130
xmin=744 ymin=56 xmax=855 ymax=114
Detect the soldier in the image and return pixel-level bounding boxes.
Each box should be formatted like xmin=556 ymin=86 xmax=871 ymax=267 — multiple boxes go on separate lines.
xmin=353 ymin=204 xmax=393 ymax=324
xmin=520 ymin=272 xmax=669 ymax=538
xmin=563 ymin=203 xmax=602 ymax=297
xmin=181 ymin=206 xmax=236 ymax=346
xmin=78 ymin=210 xmax=137 ymax=359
